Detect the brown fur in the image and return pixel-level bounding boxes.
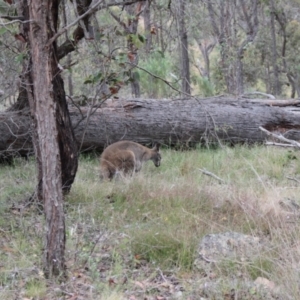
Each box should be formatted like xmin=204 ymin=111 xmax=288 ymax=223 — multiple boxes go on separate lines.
xmin=100 ymin=141 xmax=161 ymax=180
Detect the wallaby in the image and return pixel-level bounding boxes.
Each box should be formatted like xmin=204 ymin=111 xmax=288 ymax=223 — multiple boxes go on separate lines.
xmin=100 ymin=141 xmax=161 ymax=180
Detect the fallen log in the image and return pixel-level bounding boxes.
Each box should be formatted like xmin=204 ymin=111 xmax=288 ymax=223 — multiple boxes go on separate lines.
xmin=1 ymin=97 xmax=300 ymax=159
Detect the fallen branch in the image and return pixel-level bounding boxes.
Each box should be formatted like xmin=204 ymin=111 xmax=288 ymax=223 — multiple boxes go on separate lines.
xmin=286 ymin=176 xmax=300 ymax=184
xmin=242 ymin=91 xmax=276 ymax=99
xmin=259 ymin=126 xmax=300 ymax=149
xmin=265 ymin=142 xmax=295 ymax=148
xmin=198 ymin=168 xmax=226 ymax=184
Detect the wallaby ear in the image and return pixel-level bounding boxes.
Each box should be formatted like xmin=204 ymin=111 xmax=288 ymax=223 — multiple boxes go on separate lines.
xmin=153 ymin=142 xmax=160 ymax=152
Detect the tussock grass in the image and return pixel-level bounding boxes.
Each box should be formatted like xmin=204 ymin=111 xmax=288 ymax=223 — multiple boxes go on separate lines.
xmin=1 ymin=145 xmax=300 ymax=298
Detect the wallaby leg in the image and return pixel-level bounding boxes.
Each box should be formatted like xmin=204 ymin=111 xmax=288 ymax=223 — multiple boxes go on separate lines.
xmin=116 ymin=150 xmax=136 ymax=176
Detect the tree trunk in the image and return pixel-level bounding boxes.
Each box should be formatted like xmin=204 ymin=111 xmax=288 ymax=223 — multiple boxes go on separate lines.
xmin=195 ymin=38 xmax=216 ymax=80
xmin=269 ymin=0 xmax=281 ymax=95
xmin=14 ymin=0 xmax=78 ymax=278
xmin=2 ymin=97 xmax=300 ymax=156
xmin=207 ymin=1 xmax=234 ymax=94
xmin=175 ymin=0 xmax=191 ymax=95
xmin=236 ymin=0 xmax=259 ymax=95
xmin=26 ymin=1 xmax=66 ymax=278
xmin=125 ymin=3 xmax=141 ymax=98
xmin=62 ymin=0 xmax=74 ymax=97
xmin=143 ymin=0 xmax=152 ymax=53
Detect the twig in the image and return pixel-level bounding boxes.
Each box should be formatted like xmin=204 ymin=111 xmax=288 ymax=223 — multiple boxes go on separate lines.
xmin=82 ymin=231 xmax=105 ymax=268
xmin=0 ymin=15 xmax=25 ymax=21
xmin=259 ymin=126 xmax=300 ymax=149
xmin=157 ymin=268 xmax=168 ymax=282
xmin=286 ymin=176 xmax=300 ymax=184
xmin=198 ymin=168 xmax=225 ymax=184
xmin=199 ymin=255 xmax=217 ymax=263
xmin=242 ymin=91 xmax=275 ymax=99
xmin=265 ymin=142 xmax=295 ymax=148
xmin=47 ymin=0 xmax=104 ymax=46
xmin=127 ymin=62 xmax=188 ymax=97
xmin=0 ymin=19 xmax=33 ymax=25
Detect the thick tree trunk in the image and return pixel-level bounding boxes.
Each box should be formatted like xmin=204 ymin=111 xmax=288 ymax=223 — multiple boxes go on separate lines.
xmin=1 ymin=97 xmax=300 ymax=156
xmin=27 ymin=1 xmax=67 ymax=278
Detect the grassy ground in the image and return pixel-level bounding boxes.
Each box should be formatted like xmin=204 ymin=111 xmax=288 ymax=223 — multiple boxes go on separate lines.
xmin=1 ymin=145 xmax=300 ymax=299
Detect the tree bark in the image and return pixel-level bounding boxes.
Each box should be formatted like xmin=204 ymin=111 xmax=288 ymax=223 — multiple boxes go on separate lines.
xmin=125 ymin=3 xmax=141 ymax=98
xmin=269 ymin=0 xmax=281 ymax=96
xmin=143 ymin=0 xmax=152 ymax=53
xmin=14 ymin=0 xmax=78 ymax=278
xmin=26 ymin=0 xmax=67 ymax=278
xmin=175 ymin=0 xmax=191 ymax=95
xmin=2 ymin=97 xmax=300 ymax=156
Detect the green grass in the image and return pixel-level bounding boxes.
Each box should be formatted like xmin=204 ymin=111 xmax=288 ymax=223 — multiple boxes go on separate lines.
xmin=1 ymin=145 xmax=300 ymax=298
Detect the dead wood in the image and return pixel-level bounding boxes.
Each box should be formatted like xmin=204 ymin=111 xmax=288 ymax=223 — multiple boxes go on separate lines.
xmin=1 ymin=96 xmax=300 ymax=159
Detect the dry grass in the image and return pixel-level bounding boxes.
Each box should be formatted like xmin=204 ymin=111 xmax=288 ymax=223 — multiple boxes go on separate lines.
xmin=1 ymin=145 xmax=300 ymax=299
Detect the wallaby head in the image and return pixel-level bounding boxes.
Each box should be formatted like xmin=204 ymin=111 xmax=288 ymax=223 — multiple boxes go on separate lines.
xmin=149 ymin=143 xmax=161 ymax=167
xmin=100 ymin=140 xmax=161 ymax=180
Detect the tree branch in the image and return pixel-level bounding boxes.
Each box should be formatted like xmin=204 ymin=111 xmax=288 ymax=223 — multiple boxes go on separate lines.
xmin=127 ymin=62 xmax=186 ymax=96
xmin=47 ymin=0 xmax=145 ymax=47
xmin=242 ymin=91 xmax=275 ymax=99
xmin=0 ymin=16 xmax=33 ymax=26
xmin=198 ymin=168 xmax=226 ymax=184
xmin=259 ymin=126 xmax=300 ymax=149
xmin=0 ymin=15 xmax=25 ymax=21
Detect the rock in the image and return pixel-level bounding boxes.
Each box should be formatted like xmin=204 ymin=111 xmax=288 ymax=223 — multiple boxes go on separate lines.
xmin=194 ymin=231 xmax=262 ymax=268
xmin=254 ymin=277 xmax=276 ymax=291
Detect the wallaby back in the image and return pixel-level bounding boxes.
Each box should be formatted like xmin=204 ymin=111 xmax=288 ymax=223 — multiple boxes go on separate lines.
xmin=100 ymin=141 xmax=161 ymax=180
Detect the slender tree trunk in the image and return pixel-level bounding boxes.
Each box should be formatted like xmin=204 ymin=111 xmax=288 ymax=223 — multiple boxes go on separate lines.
xmin=236 ymin=0 xmax=259 ymax=95
xmin=62 ymin=0 xmax=74 ymax=97
xmin=207 ymin=1 xmax=234 ymax=94
xmin=208 ymin=0 xmax=259 ymax=95
xmin=125 ymin=3 xmax=141 ymax=98
xmin=176 ymin=0 xmax=191 ymax=95
xmin=143 ymin=0 xmax=152 ymax=53
xmin=269 ymin=0 xmax=281 ymax=95
xmin=195 ymin=38 xmax=216 ymax=80
xmin=158 ymin=5 xmax=166 ymax=53
xmin=67 ymin=54 xmax=74 ymax=96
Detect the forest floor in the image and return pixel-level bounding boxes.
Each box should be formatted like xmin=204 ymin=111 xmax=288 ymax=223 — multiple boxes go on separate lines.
xmin=1 ymin=145 xmax=300 ymax=299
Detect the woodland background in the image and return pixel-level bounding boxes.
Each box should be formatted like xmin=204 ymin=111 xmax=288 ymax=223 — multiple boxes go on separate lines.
xmin=2 ymin=0 xmax=300 ymax=104
xmin=2 ymin=1 xmax=300 ymax=299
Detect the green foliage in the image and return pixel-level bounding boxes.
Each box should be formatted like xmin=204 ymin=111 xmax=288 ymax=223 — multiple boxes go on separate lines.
xmin=286 ymin=20 xmax=300 ymax=48
xmin=138 ymin=50 xmax=179 ymax=98
xmin=25 ymin=279 xmax=47 ymax=298
xmin=0 ymin=0 xmax=13 ymax=14
xmin=191 ymin=75 xmax=215 ymax=96
xmin=84 ymin=72 xmax=103 ymax=85
xmin=128 ymin=33 xmax=146 ymax=49
xmin=0 ymin=26 xmax=7 ymax=35
xmin=131 ymin=230 xmax=195 ymax=269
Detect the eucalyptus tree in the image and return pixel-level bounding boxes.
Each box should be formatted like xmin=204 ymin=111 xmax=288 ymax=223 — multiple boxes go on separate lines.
xmin=206 ymin=0 xmax=259 ymax=95
xmin=272 ymin=0 xmax=300 ymax=97
xmin=173 ymin=0 xmax=191 ymax=95
xmin=0 ymin=0 xmax=145 ymax=278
